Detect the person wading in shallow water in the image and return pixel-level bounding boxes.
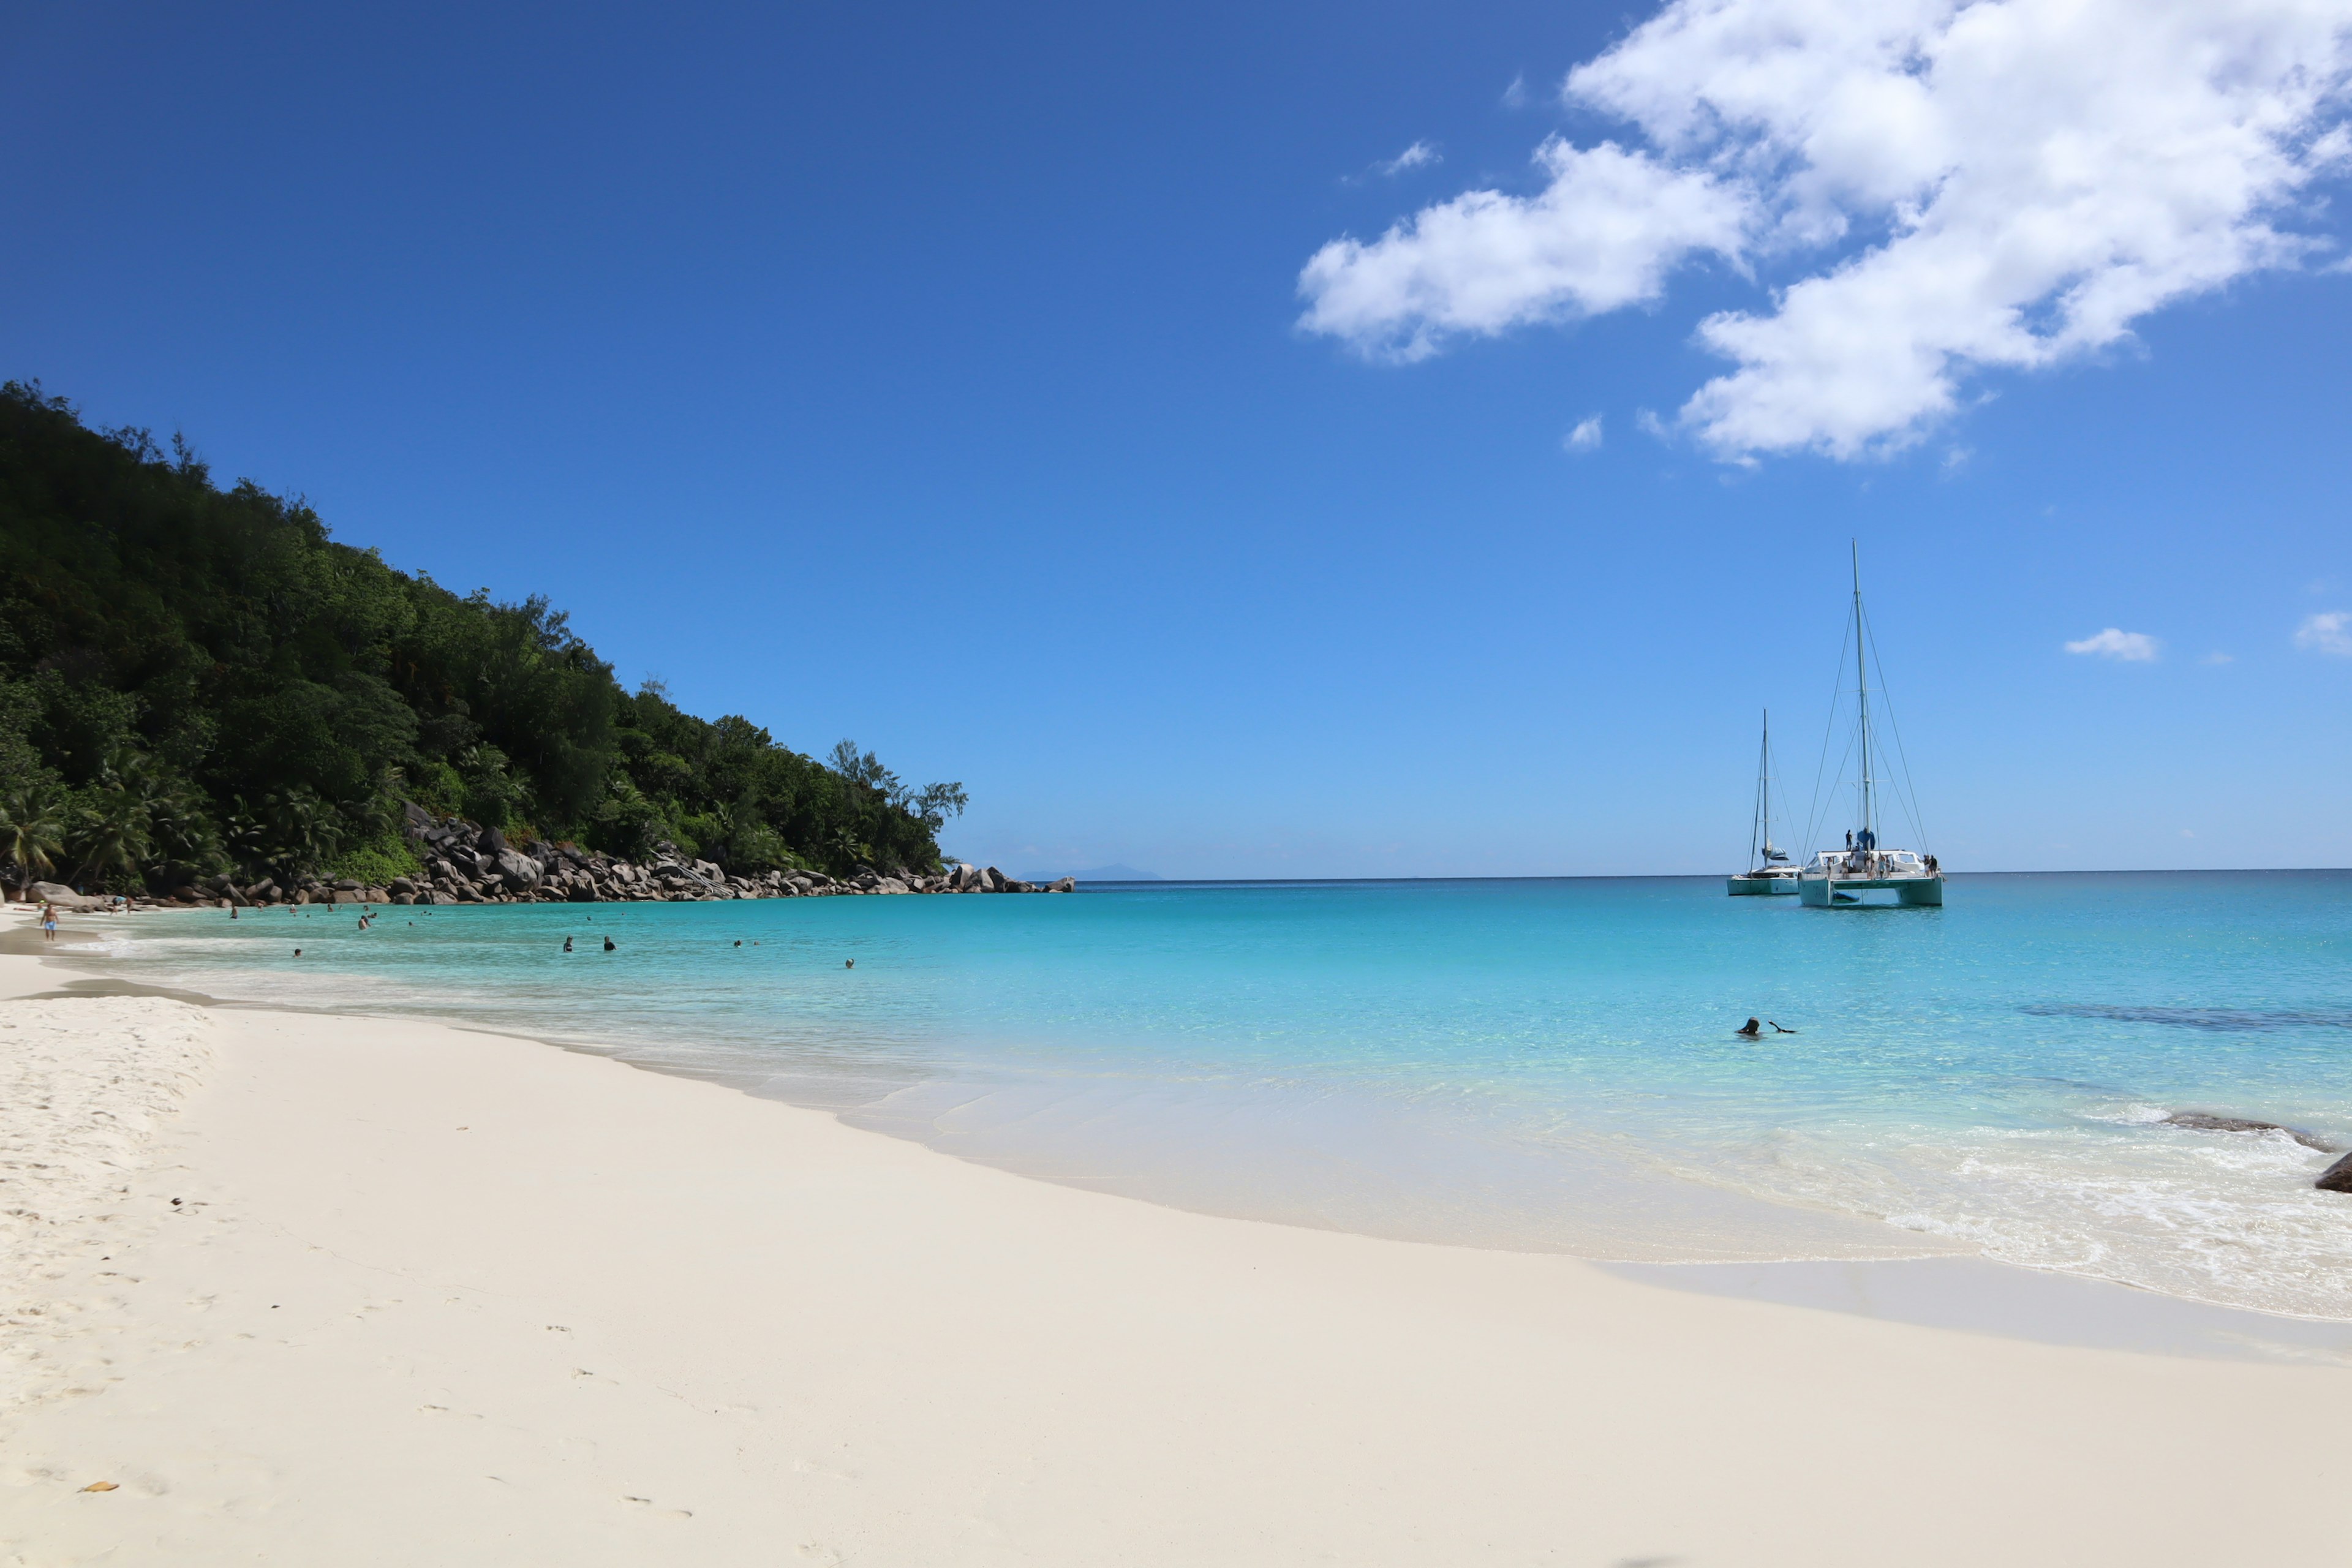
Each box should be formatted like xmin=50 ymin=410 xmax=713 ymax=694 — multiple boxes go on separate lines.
xmin=603 ymin=935 xmax=616 ymax=952
xmin=563 ymin=936 xmax=573 ymax=952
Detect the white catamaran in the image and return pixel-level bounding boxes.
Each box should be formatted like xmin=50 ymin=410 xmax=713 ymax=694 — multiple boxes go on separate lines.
xmin=1798 ymin=547 xmax=1944 ymax=909
xmin=1727 ymin=710 xmax=1798 ymax=895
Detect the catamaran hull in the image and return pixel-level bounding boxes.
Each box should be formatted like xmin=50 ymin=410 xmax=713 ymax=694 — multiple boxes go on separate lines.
xmin=1798 ymin=876 xmax=1944 ymax=908
xmin=1727 ymin=876 xmax=1799 ymax=896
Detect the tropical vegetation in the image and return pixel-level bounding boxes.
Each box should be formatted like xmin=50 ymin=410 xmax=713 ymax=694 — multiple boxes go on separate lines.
xmin=0 ymin=381 xmax=963 ymax=897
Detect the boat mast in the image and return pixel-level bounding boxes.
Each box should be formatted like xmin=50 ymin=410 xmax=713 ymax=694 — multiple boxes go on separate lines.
xmin=1852 ymin=542 xmax=1874 ymax=853
xmin=1751 ymin=710 xmax=1770 ymax=870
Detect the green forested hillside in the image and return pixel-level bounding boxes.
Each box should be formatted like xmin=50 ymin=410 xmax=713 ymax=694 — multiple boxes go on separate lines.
xmin=0 ymin=382 xmax=963 ymax=894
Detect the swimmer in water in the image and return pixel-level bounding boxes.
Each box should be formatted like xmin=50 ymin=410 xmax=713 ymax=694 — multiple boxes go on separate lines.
xmin=293 ymin=948 xmax=302 ymax=956
xmin=1736 ymin=1017 xmax=1762 ymax=1038
xmin=845 ymin=958 xmax=854 ymax=969
xmin=563 ymin=935 xmax=574 ymax=952
xmin=603 ymin=935 xmax=616 ymax=951
xmin=733 ymin=939 xmax=742 ymax=948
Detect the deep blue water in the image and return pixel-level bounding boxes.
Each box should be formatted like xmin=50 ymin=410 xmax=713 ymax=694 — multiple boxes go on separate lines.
xmin=92 ymin=872 xmax=2352 ymax=1317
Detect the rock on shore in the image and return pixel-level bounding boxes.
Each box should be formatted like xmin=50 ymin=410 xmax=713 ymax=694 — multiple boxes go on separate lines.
xmin=80 ymin=803 xmax=1077 ymax=910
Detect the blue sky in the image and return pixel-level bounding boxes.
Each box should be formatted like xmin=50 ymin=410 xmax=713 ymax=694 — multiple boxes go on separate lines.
xmin=7 ymin=0 xmax=2350 ymax=876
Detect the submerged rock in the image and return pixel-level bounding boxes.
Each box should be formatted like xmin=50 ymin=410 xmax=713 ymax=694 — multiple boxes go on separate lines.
xmin=2162 ymin=1111 xmax=2339 ymax=1153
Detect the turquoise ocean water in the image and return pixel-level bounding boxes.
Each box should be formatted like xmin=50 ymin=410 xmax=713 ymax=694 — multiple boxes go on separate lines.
xmin=86 ymin=873 xmax=2352 ymax=1319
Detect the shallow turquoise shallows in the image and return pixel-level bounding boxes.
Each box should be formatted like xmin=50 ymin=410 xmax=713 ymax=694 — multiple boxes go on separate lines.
xmin=90 ymin=872 xmax=2352 ymax=1319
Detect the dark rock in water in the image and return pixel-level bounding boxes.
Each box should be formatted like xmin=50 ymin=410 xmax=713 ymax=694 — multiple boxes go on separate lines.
xmin=2162 ymin=1112 xmax=2340 ymax=1153
xmin=2319 ymin=1153 xmax=2352 ymax=1193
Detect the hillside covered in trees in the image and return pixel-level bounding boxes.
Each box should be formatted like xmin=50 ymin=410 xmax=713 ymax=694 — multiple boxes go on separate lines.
xmin=0 ymin=382 xmax=963 ymax=896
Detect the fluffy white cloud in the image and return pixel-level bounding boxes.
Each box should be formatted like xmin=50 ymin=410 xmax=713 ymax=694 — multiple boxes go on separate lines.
xmin=1300 ymin=0 xmax=2352 ymax=458
xmin=1297 ymin=140 xmax=1749 ymax=361
xmin=1564 ymin=415 xmax=1605 ymax=451
xmin=2065 ymin=627 xmax=2160 ymax=661
xmin=2295 ymin=609 xmax=2352 ymax=654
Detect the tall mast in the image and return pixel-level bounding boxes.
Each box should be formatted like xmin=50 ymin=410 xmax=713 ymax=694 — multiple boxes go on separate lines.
xmin=1751 ymin=710 xmax=1769 ymax=868
xmin=1852 ymin=541 xmax=1874 ymax=848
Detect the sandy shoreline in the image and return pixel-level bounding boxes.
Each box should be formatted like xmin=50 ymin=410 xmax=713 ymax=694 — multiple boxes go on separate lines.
xmin=2 ymin=926 xmax=2347 ymax=1564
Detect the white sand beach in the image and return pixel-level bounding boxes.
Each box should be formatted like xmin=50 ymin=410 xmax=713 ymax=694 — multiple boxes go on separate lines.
xmin=2 ymin=931 xmax=2346 ymax=1566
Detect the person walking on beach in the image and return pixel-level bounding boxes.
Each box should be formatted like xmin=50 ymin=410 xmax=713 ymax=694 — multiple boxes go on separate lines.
xmin=40 ymin=902 xmax=58 ymax=941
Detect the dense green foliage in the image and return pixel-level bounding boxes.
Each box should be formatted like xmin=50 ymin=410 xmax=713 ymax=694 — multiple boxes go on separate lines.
xmin=0 ymin=382 xmax=963 ymax=893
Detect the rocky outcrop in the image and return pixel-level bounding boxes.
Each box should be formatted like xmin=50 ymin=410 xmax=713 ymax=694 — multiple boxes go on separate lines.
xmin=373 ymin=815 xmax=1071 ymax=907
xmin=2161 ymin=1112 xmax=2340 ymax=1154
xmin=2318 ymin=1153 xmax=2352 ymax=1194
xmin=53 ymin=812 xmax=1076 ymax=913
xmin=27 ymin=881 xmax=104 ymax=911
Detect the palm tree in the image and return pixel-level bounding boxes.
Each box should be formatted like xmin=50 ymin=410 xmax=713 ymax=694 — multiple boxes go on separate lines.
xmin=0 ymin=785 xmax=67 ymax=900
xmin=227 ymin=786 xmax=338 ymax=882
xmin=71 ymin=786 xmax=153 ymax=890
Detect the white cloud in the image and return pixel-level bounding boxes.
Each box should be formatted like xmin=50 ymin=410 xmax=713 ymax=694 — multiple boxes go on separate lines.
xmin=2295 ymin=609 xmax=2352 ymax=654
xmin=1502 ymin=73 xmax=1531 ymax=109
xmin=1375 ymin=140 xmax=1442 ymax=178
xmin=2065 ymin=627 xmax=2160 ymax=661
xmin=1565 ymin=415 xmax=1604 ymax=451
xmin=2202 ymin=650 xmax=2236 ymax=665
xmin=1300 ymin=0 xmax=2352 ymax=459
xmin=1297 ymin=140 xmax=1750 ymax=361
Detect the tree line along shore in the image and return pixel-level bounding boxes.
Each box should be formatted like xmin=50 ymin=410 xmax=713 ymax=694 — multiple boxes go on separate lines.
xmin=26 ymin=801 xmax=1073 ymax=910
xmin=1 ymin=380 xmax=971 ymax=903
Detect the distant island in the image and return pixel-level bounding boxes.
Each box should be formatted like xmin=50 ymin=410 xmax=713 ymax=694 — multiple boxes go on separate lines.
xmin=0 ymin=382 xmax=966 ymax=900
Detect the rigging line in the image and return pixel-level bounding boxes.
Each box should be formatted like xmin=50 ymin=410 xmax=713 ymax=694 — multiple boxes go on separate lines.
xmin=1748 ymin=712 xmax=1765 ymax=870
xmin=1858 ymin=597 xmax=1932 ymax=853
xmin=1860 ymin=603 xmax=1931 ymax=856
xmin=1801 ymin=608 xmax=1853 ymax=859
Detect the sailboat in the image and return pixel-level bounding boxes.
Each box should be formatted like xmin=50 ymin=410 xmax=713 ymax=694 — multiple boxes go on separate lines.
xmin=1727 ymin=711 xmax=1798 ymax=895
xmin=1797 ymin=546 xmax=1945 ymax=909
